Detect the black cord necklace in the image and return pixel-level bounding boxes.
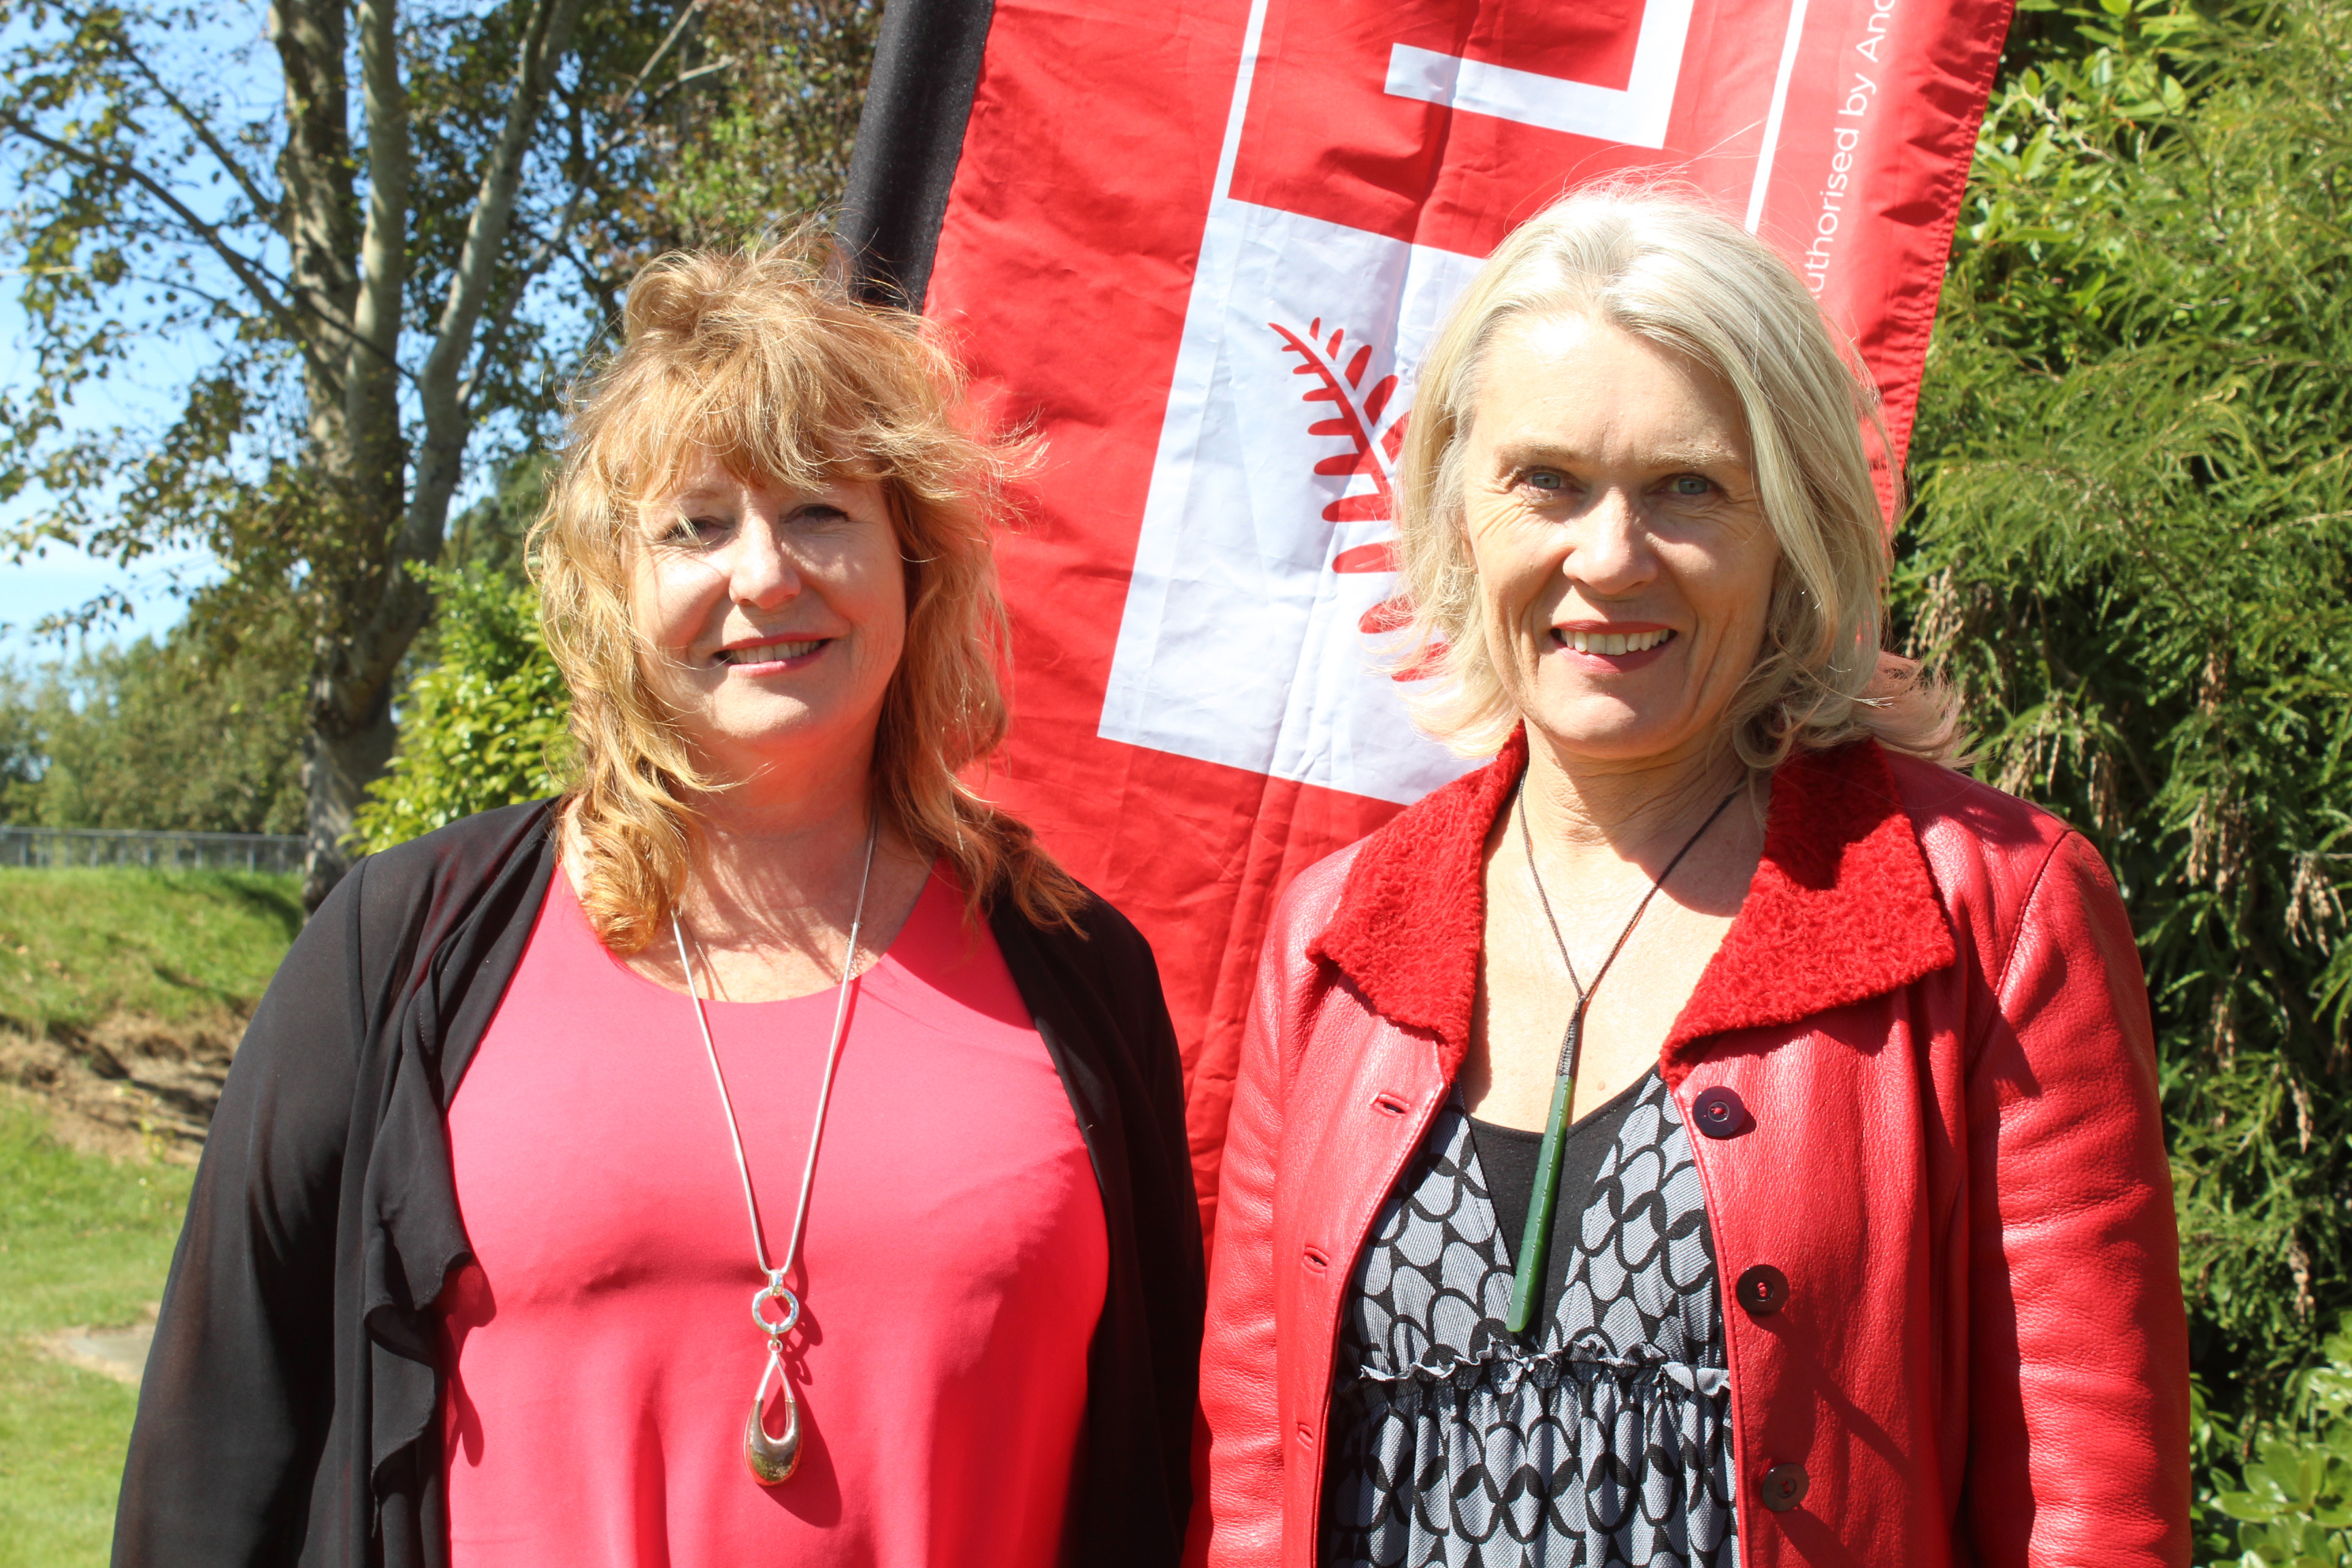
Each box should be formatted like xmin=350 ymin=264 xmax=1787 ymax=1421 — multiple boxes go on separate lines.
xmin=1503 ymin=779 xmax=1742 ymax=1333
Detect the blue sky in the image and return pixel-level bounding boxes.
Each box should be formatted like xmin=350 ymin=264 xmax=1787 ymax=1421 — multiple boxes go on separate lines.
xmin=0 ymin=543 xmax=219 ymax=662
xmin=0 ymin=297 xmax=227 ymax=663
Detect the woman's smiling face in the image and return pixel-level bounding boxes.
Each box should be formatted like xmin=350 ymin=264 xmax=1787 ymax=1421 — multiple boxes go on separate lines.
xmin=630 ymin=454 xmax=907 ymax=781
xmin=1460 ymin=312 xmax=1782 ymax=772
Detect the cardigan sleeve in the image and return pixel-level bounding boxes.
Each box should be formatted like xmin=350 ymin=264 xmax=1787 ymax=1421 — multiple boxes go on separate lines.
xmin=1067 ymin=894 xmax=1205 ymax=1520
xmin=994 ymin=891 xmax=1205 ymax=1568
xmin=112 ymin=862 xmax=379 ymax=1567
xmin=1962 ymin=831 xmax=2191 ymax=1567
xmin=1099 ymin=902 xmax=1206 ymax=1516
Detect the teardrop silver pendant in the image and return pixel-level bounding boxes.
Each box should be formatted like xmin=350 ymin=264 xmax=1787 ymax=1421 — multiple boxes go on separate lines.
xmin=745 ymin=1345 xmax=801 ymax=1486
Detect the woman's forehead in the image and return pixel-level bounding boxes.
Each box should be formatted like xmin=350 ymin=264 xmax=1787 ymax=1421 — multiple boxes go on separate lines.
xmin=1472 ymin=314 xmax=1752 ymax=464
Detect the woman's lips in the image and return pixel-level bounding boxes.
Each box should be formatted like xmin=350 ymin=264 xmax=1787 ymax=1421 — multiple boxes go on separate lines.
xmin=1548 ymin=625 xmax=1677 ymax=670
xmin=713 ymin=637 xmax=830 ymax=672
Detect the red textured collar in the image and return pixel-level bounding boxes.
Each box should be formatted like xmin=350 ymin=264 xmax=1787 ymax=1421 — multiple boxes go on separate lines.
xmin=1311 ymin=731 xmax=1957 ymax=1080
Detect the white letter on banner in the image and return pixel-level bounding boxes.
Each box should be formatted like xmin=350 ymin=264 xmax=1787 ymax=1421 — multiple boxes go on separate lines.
xmin=1383 ymin=0 xmax=1697 ymax=149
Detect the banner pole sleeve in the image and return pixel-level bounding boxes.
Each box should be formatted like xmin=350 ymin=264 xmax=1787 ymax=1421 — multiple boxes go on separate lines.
xmin=838 ymin=0 xmax=997 ymax=309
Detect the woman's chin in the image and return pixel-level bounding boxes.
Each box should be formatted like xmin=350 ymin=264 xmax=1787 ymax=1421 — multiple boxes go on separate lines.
xmin=1520 ymin=710 xmax=1722 ymax=772
xmin=676 ymin=700 xmax=864 ymax=776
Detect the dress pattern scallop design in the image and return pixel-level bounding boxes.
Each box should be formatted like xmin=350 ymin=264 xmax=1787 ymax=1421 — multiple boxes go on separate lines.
xmin=1320 ymin=1070 xmax=1736 ymax=1568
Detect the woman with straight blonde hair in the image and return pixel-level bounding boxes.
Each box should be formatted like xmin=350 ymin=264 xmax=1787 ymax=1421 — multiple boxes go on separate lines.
xmin=114 ymin=239 xmax=1203 ymax=1568
xmin=1194 ymin=189 xmax=2187 ymax=1567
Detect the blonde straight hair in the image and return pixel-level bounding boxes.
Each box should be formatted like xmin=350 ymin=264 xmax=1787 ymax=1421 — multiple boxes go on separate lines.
xmin=530 ymin=238 xmax=1083 ymax=952
xmin=1392 ymin=189 xmax=1959 ymax=767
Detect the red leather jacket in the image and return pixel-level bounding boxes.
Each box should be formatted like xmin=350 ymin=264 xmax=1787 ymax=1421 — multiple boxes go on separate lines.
xmin=1193 ymin=734 xmax=2189 ymax=1568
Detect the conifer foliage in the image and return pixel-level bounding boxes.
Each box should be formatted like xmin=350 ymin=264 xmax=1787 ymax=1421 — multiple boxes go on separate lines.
xmin=1902 ymin=2 xmax=2352 ymax=1546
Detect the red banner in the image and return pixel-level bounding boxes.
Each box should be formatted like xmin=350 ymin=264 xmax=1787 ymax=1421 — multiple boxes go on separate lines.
xmin=917 ymin=0 xmax=2011 ymax=1224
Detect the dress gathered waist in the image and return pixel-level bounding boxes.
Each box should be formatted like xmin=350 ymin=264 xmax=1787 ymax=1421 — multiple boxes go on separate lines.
xmin=1321 ymin=1071 xmax=1738 ymax=1568
xmin=1344 ymin=1333 xmax=1731 ymax=1401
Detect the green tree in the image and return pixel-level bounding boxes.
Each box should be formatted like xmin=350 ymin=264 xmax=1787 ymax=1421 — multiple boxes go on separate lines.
xmin=651 ymin=0 xmax=880 ymax=247
xmin=1902 ymin=0 xmax=2352 ymax=1531
xmin=0 ymin=0 xmax=719 ymax=904
xmin=0 ymin=619 xmax=307 ymax=832
xmin=0 ymin=666 xmax=44 ymax=821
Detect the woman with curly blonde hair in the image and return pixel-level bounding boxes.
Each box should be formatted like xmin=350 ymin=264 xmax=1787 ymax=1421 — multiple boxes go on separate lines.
xmin=116 ymin=241 xmax=1203 ymax=1568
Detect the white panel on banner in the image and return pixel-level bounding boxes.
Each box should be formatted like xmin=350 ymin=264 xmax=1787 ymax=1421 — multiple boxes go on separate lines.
xmin=1100 ymin=206 xmax=1479 ymax=804
xmin=1384 ymin=0 xmax=1695 ymax=150
xmin=1099 ymin=0 xmax=1798 ymax=805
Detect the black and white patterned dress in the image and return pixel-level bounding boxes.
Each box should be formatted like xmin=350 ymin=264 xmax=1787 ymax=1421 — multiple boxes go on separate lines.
xmin=1321 ymin=1070 xmax=1737 ymax=1568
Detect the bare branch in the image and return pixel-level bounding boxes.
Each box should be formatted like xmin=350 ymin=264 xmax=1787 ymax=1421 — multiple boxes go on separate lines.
xmin=667 ymin=57 xmax=731 ymax=91
xmin=459 ymin=138 xmax=593 ymax=410
xmin=394 ymin=0 xmax=587 ymax=617
xmin=618 ymin=0 xmax=708 ymax=108
xmin=344 ymin=0 xmax=408 ymax=436
xmin=414 ymin=0 xmax=589 ymax=403
xmin=461 ymin=0 xmax=717 ymax=410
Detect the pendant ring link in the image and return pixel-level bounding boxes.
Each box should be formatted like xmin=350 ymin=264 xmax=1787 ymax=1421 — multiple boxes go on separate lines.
xmin=752 ymin=1272 xmax=800 ymax=1339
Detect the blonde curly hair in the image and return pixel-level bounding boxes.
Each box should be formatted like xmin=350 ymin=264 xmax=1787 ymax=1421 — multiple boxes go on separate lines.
xmin=1392 ymin=189 xmax=1959 ymax=768
xmin=529 ymin=237 xmax=1082 ymax=952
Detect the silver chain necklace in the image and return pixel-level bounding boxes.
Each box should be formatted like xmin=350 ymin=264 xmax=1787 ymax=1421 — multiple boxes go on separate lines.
xmin=668 ymin=821 xmax=878 ymax=1486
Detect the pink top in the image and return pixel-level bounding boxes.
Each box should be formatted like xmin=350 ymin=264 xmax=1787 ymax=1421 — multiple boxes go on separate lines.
xmin=438 ymin=864 xmax=1107 ymax=1567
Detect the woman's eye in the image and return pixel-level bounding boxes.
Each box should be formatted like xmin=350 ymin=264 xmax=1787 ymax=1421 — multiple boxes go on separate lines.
xmin=1521 ymin=470 xmax=1567 ymax=494
xmin=1666 ymin=474 xmax=1715 ymax=497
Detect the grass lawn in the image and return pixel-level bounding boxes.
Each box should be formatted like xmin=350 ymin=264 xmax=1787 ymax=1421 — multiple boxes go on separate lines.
xmin=0 ymin=868 xmax=302 ymax=1033
xmin=0 ymin=1103 xmax=194 ymax=1566
xmin=0 ymin=869 xmax=296 ymax=1564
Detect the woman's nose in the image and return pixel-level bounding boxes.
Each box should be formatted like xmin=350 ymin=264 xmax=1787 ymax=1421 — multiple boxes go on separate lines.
xmin=728 ymin=515 xmax=801 ymax=608
xmin=1567 ymin=491 xmax=1656 ymax=594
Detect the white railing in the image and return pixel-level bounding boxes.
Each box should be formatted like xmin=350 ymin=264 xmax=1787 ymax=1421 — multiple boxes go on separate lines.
xmin=0 ymin=826 xmax=304 ymax=875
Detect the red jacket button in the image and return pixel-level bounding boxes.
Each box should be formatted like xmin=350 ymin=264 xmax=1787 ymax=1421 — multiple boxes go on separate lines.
xmin=1692 ymin=1085 xmax=1747 ymax=1138
xmin=1761 ymin=1462 xmax=1809 ymax=1512
xmin=1736 ymin=1264 xmax=1789 ymax=1316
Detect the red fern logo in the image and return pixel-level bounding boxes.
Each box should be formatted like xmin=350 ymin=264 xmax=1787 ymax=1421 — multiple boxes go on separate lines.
xmin=1271 ymin=317 xmax=1414 ymax=640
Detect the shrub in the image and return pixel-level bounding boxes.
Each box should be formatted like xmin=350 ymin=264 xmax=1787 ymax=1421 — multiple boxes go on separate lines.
xmin=2206 ymin=1316 xmax=2352 ymax=1565
xmin=353 ymin=565 xmax=570 ymax=851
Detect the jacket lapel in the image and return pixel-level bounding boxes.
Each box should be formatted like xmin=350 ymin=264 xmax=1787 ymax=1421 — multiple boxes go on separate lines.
xmin=1658 ymin=740 xmax=1955 ymax=1079
xmin=1309 ymin=730 xmax=1526 ymax=1073
xmin=1312 ymin=734 xmax=1956 ymax=1079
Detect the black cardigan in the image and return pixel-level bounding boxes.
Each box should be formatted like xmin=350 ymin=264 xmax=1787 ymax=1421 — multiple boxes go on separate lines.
xmin=113 ymin=802 xmax=1204 ymax=1566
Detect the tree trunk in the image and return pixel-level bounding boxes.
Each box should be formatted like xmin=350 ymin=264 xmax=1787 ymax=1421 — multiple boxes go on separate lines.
xmin=293 ymin=0 xmax=416 ymax=913
xmin=300 ymin=699 xmax=396 ymax=911
xmin=268 ymin=0 xmax=358 ymax=453
xmin=293 ymin=0 xmax=587 ymax=911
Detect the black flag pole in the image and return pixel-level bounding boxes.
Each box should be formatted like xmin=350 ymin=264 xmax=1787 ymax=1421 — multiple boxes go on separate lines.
xmin=838 ymin=0 xmax=997 ymax=310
